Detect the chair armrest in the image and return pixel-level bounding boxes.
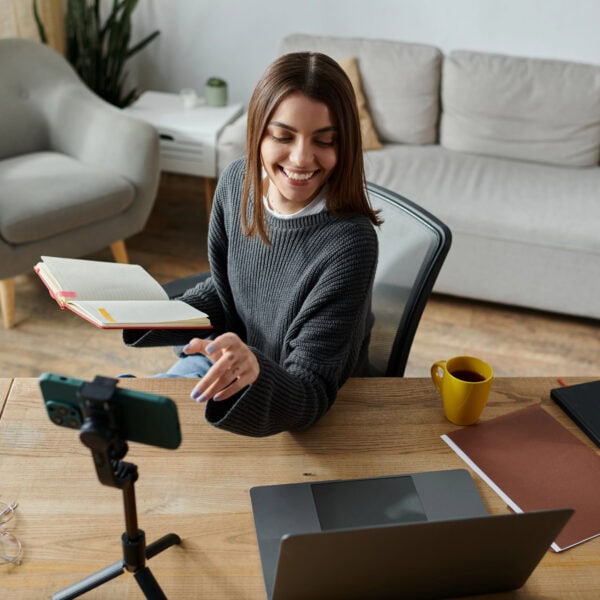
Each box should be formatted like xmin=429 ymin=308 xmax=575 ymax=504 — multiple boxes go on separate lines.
xmin=163 ymin=272 xmax=211 ymax=299
xmin=42 ymin=83 xmax=160 ymax=199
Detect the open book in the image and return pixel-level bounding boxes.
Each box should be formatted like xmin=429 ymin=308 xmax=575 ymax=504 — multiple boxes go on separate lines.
xmin=34 ymin=256 xmax=211 ymax=329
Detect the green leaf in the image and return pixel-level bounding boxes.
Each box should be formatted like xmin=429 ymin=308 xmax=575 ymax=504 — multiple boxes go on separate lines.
xmin=61 ymin=0 xmax=160 ymax=107
xmin=206 ymin=77 xmax=227 ymax=87
xmin=32 ymin=0 xmax=48 ymax=44
xmin=126 ymin=30 xmax=160 ymax=59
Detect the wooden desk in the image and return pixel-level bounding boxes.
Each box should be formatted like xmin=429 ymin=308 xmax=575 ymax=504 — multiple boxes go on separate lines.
xmin=0 ymin=377 xmax=598 ymax=599
xmin=0 ymin=378 xmax=11 ymax=416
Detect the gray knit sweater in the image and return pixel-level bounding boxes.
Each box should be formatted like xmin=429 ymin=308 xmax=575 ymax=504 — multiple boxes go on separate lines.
xmin=124 ymin=158 xmax=378 ymax=437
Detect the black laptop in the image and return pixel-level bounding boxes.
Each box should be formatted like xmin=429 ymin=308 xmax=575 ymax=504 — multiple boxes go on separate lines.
xmin=250 ymin=469 xmax=572 ymax=600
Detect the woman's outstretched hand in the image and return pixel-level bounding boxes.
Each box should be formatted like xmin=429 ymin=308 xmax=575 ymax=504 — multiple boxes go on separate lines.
xmin=184 ymin=333 xmax=260 ymax=402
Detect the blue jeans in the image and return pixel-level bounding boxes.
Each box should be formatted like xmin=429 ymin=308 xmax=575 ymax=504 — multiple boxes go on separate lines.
xmin=153 ymin=353 xmax=212 ymax=378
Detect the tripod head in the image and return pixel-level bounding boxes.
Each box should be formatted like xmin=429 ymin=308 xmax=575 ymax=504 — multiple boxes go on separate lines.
xmin=40 ymin=372 xmax=182 ymax=488
xmin=78 ymin=376 xmax=136 ymax=489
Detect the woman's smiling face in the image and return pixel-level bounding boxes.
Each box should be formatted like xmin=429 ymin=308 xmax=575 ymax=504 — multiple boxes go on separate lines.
xmin=260 ymin=92 xmax=338 ymax=215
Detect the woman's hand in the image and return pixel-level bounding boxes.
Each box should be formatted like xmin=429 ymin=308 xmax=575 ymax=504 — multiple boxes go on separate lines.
xmin=185 ymin=333 xmax=260 ymax=402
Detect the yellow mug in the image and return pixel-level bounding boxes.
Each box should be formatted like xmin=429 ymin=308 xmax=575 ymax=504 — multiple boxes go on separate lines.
xmin=431 ymin=356 xmax=494 ymax=425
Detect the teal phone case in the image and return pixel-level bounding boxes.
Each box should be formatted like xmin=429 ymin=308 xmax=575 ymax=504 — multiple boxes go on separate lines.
xmin=39 ymin=373 xmax=182 ymax=449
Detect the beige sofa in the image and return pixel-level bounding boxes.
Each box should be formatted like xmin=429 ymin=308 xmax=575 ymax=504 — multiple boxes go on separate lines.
xmin=217 ymin=34 xmax=600 ymax=320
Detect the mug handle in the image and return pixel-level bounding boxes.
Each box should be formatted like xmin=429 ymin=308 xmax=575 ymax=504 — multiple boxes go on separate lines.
xmin=431 ymin=360 xmax=446 ymax=393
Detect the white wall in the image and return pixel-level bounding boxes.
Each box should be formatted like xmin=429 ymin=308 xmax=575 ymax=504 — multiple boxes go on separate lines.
xmin=124 ymin=0 xmax=600 ymax=107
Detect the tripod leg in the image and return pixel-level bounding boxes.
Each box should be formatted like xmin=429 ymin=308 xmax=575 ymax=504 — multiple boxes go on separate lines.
xmin=146 ymin=533 xmax=182 ymax=559
xmin=135 ymin=566 xmax=168 ymax=600
xmin=52 ymin=533 xmax=181 ymax=600
xmin=52 ymin=559 xmax=125 ymax=600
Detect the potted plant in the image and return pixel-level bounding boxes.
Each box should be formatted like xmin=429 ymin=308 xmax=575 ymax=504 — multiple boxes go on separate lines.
xmin=204 ymin=77 xmax=228 ymax=107
xmin=33 ymin=0 xmax=160 ymax=108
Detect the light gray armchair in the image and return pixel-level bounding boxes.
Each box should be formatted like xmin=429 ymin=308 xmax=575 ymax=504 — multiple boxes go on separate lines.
xmin=0 ymin=38 xmax=160 ymax=328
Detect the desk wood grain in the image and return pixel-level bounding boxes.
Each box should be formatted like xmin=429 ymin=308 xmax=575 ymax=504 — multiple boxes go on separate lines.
xmin=0 ymin=378 xmax=11 ymax=416
xmin=0 ymin=377 xmax=598 ymax=599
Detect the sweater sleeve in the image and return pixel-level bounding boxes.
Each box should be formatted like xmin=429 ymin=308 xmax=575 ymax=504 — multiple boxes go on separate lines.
xmin=121 ymin=276 xmax=223 ymax=347
xmin=122 ymin=176 xmax=232 ymax=348
xmin=204 ymin=219 xmax=378 ymax=437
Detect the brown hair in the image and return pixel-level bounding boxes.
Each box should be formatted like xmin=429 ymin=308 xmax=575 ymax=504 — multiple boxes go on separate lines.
xmin=242 ymin=51 xmax=381 ymax=243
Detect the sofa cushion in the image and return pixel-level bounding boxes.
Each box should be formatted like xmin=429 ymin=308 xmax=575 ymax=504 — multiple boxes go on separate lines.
xmin=0 ymin=152 xmax=134 ymax=244
xmin=440 ymin=50 xmax=600 ymax=167
xmin=281 ymin=34 xmax=442 ymax=145
xmin=364 ymin=144 xmax=600 ymax=252
xmin=337 ymin=57 xmax=382 ymax=150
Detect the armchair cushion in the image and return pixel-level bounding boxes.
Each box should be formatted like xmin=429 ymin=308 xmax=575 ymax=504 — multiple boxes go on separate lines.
xmin=0 ymin=152 xmax=134 ymax=244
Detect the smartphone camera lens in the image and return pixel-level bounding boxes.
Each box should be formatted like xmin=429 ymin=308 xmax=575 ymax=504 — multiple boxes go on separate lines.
xmin=49 ymin=404 xmax=77 ymax=427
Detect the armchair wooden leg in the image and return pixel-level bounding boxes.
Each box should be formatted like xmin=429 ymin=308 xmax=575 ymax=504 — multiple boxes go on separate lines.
xmin=0 ymin=278 xmax=15 ymax=329
xmin=110 ymin=240 xmax=129 ymax=264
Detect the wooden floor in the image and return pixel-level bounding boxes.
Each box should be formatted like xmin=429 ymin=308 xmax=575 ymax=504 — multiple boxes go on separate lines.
xmin=2 ymin=173 xmax=599 ymax=380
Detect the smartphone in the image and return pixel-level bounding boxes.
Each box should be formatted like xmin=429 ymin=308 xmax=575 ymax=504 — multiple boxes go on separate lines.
xmin=39 ymin=373 xmax=182 ymax=449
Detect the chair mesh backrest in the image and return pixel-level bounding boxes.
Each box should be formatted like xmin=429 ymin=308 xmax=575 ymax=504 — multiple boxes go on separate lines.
xmin=368 ymin=183 xmax=451 ymax=377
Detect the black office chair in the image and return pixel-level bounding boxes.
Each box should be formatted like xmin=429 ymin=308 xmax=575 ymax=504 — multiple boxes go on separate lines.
xmin=366 ymin=182 xmax=451 ymax=377
xmin=162 ymin=182 xmax=451 ymax=377
xmin=162 ymin=271 xmax=211 ymax=299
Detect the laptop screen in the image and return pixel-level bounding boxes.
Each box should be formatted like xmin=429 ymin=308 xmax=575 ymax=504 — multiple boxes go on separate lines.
xmin=311 ymin=475 xmax=427 ymax=531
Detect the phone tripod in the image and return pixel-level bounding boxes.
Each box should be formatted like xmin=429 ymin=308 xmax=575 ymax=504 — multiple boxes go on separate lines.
xmin=52 ymin=376 xmax=181 ymax=600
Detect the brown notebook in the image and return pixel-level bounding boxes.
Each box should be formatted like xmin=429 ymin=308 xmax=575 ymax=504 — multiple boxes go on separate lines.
xmin=442 ymin=404 xmax=600 ymax=551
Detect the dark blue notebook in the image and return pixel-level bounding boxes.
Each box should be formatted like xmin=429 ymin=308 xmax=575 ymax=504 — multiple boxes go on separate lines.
xmin=551 ymin=380 xmax=600 ymax=448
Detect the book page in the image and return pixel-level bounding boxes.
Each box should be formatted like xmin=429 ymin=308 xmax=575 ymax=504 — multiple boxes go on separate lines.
xmin=40 ymin=256 xmax=168 ymax=301
xmin=73 ymin=300 xmax=210 ymax=328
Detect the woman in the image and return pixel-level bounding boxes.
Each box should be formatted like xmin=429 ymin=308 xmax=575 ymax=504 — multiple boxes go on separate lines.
xmin=124 ymin=52 xmax=380 ymax=436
